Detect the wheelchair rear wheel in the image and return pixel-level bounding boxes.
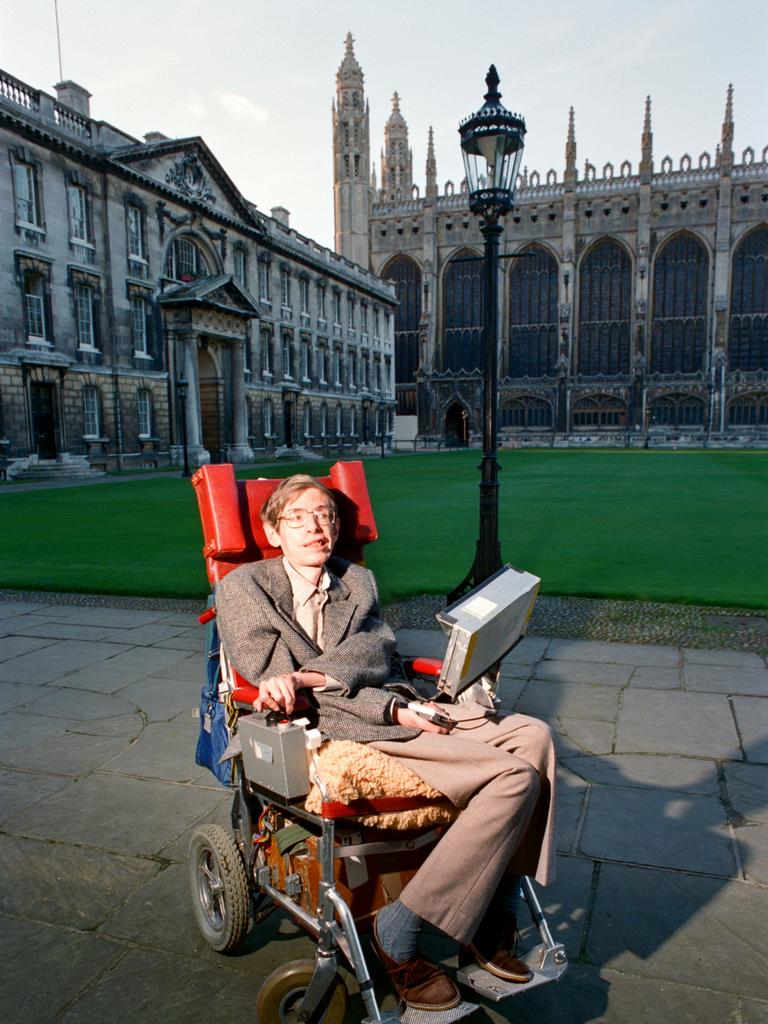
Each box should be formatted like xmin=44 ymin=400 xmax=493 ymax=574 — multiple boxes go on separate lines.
xmin=189 ymin=823 xmax=250 ymax=953
xmin=256 ymin=959 xmax=348 ymax=1024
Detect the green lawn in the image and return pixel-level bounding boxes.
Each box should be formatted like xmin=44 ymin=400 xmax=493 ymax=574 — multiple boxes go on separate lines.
xmin=1 ymin=450 xmax=766 ymax=609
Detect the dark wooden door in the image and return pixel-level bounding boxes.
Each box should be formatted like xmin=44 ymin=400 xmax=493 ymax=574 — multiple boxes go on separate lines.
xmin=199 ymin=382 xmax=221 ymax=462
xmin=30 ymin=383 xmax=57 ymax=458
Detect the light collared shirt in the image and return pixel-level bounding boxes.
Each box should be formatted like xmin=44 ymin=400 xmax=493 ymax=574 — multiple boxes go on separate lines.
xmin=282 ymin=557 xmax=344 ymax=692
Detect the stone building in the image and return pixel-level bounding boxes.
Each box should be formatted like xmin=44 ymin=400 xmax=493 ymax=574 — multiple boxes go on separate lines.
xmin=333 ymin=35 xmax=768 ymax=448
xmin=0 ymin=68 xmax=396 ymax=477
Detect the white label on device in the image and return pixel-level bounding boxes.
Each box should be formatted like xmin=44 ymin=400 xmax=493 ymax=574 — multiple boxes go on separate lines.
xmin=250 ymin=740 xmax=273 ymax=763
xmin=462 ymin=595 xmax=497 ymax=619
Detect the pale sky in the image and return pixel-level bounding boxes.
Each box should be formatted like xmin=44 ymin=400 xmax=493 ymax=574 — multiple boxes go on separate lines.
xmin=2 ymin=0 xmax=765 ymax=250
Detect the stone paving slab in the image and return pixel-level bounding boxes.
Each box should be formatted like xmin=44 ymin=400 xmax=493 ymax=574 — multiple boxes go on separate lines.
xmin=735 ymin=822 xmax=768 ymax=884
xmin=0 ymin=635 xmax=57 ymax=660
xmin=102 ymin=720 xmax=201 ymax=783
xmin=627 ymin=665 xmax=683 ymax=689
xmin=545 ymin=639 xmax=680 ymax=666
xmin=0 ymin=600 xmax=52 ymax=618
xmin=742 ymin=998 xmax=768 ymax=1024
xmin=723 ymin=763 xmax=768 ymax=823
xmin=0 ymin=768 xmax=74 ymax=823
xmin=578 ymin=785 xmax=738 ymax=875
xmin=100 ymin=623 xmax=194 ymax=646
xmin=561 ymin=753 xmax=720 ymax=795
xmin=4 ymin=773 xmax=225 ymax=856
xmin=683 ymin=647 xmax=768 ymax=669
xmin=0 ymin=639 xmax=132 ymax=684
xmin=533 ymin=659 xmax=634 ymax=686
xmin=118 ymin=673 xmax=200 ymax=722
xmin=53 ymin=645 xmax=191 ymax=693
xmin=57 ymin=947 xmax=269 ymax=1024
xmin=731 ymin=696 xmax=768 ymax=763
xmin=586 ymin=862 xmax=768 ymax=999
xmin=548 ymin=715 xmax=616 ymax=757
xmin=0 ymin=681 xmax=43 ymax=712
xmin=0 ymin=917 xmax=125 ymax=1024
xmin=8 ymin=621 xmax=121 ymax=642
xmin=683 ymin=663 xmax=768 ymax=695
xmin=1 ymin=726 xmax=136 ymax=776
xmin=554 ymin=768 xmax=588 ymax=854
xmin=0 ymin=833 xmax=159 ymax=928
xmin=615 ymin=689 xmax=742 ymax=758
xmin=517 ymin=679 xmax=622 ymax=721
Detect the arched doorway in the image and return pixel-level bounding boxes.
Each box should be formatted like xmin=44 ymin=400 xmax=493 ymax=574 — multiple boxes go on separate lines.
xmin=197 ymin=348 xmax=222 ymax=461
xmin=444 ymin=402 xmax=469 ymax=446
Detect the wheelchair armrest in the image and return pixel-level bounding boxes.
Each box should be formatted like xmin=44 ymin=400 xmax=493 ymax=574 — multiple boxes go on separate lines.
xmin=401 ymin=657 xmax=443 ymax=680
xmin=231 ymin=678 xmax=310 ymax=714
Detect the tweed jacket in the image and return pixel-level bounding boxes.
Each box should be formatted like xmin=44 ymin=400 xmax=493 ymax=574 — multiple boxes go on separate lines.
xmin=214 ymin=556 xmax=422 ymax=743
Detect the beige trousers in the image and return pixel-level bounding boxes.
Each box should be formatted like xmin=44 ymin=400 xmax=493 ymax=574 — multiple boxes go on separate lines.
xmin=372 ymin=705 xmax=556 ymax=944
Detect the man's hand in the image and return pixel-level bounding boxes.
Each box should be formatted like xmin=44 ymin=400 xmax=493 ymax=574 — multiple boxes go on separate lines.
xmin=392 ymin=701 xmax=452 ymax=734
xmin=255 ymin=673 xmax=299 ymax=714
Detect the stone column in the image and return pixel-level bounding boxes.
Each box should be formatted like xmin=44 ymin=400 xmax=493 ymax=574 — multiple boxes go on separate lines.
xmin=227 ymin=334 xmax=254 ymax=463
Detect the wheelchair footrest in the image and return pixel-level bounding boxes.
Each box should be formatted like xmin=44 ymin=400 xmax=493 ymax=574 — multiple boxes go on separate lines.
xmin=398 ymin=1000 xmax=479 ymax=1023
xmin=456 ymin=942 xmax=568 ymax=1002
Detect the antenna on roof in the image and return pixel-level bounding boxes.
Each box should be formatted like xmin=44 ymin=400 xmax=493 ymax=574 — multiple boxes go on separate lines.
xmin=54 ymin=0 xmax=64 ymax=81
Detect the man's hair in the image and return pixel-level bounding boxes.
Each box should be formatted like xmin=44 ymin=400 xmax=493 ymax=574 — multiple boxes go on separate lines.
xmin=261 ymin=474 xmax=338 ymax=529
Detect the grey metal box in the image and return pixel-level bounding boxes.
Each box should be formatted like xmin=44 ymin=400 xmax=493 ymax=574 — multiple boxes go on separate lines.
xmin=238 ymin=714 xmax=311 ymax=799
xmin=436 ymin=564 xmax=540 ymax=699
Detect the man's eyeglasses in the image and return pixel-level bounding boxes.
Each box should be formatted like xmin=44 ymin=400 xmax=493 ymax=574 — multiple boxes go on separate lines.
xmin=278 ymin=508 xmax=337 ymax=529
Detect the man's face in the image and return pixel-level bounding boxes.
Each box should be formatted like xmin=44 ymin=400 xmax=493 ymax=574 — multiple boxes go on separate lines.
xmin=264 ymin=486 xmax=339 ymax=572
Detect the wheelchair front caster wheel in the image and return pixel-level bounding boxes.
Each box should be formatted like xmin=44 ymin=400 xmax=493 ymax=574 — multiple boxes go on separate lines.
xmin=189 ymin=823 xmax=250 ymax=953
xmin=256 ymin=959 xmax=348 ymax=1024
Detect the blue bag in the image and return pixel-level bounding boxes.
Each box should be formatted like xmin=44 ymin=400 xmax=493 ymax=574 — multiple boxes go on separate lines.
xmin=195 ymin=606 xmax=233 ymax=787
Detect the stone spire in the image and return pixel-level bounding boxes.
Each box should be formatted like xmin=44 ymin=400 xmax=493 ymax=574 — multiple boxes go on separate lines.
xmin=564 ymin=106 xmax=577 ymax=186
xmin=336 ymin=31 xmax=363 ymax=90
xmin=720 ymin=83 xmax=734 ymax=174
xmin=381 ymin=91 xmax=413 ymax=200
xmin=332 ymin=33 xmax=371 ymax=266
xmin=425 ymin=126 xmax=437 ymax=199
xmin=640 ymin=95 xmax=653 ymax=180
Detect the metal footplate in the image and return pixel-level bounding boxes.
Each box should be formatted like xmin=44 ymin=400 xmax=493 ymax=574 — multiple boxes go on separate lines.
xmin=398 ymin=1000 xmax=479 ymax=1023
xmin=361 ymin=1006 xmax=478 ymax=1024
xmin=456 ymin=942 xmax=568 ymax=1003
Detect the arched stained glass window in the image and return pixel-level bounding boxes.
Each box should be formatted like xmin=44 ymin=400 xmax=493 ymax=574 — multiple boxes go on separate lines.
xmin=648 ymin=393 xmax=705 ymax=428
xmin=383 ymin=256 xmax=421 ymax=415
xmin=572 ymin=394 xmax=627 ymax=428
xmin=441 ymin=248 xmax=483 ymax=372
xmin=651 ymin=233 xmax=709 ymax=373
xmin=727 ymin=393 xmax=768 ymax=426
xmin=500 ymin=396 xmax=553 ymax=428
xmin=729 ymin=226 xmax=768 ymax=371
xmin=508 ymin=246 xmax=559 ymax=377
xmin=577 ymin=239 xmax=631 ymax=375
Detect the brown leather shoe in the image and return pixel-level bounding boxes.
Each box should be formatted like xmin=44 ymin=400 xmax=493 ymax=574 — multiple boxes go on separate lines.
xmin=372 ymin=918 xmax=461 ymax=1010
xmin=461 ymin=916 xmax=533 ymax=983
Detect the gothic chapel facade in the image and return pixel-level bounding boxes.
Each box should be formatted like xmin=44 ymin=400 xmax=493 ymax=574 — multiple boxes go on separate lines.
xmin=333 ymin=35 xmax=768 ymax=447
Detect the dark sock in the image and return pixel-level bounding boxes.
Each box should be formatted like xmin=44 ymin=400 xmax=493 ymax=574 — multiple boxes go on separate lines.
xmin=498 ymin=874 xmax=522 ymax=920
xmin=376 ymin=898 xmax=423 ymax=962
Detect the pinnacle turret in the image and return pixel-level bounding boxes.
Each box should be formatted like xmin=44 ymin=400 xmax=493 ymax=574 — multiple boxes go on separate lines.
xmin=640 ymin=95 xmax=653 ymax=179
xmin=564 ymin=107 xmax=577 ymax=185
xmin=426 ymin=126 xmax=437 ymax=199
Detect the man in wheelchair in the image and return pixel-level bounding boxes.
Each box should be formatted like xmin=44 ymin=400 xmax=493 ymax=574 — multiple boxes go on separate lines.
xmin=215 ymin=473 xmax=556 ymax=1013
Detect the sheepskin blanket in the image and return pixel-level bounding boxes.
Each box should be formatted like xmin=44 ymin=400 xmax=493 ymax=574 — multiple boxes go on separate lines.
xmin=304 ymin=740 xmax=458 ymax=829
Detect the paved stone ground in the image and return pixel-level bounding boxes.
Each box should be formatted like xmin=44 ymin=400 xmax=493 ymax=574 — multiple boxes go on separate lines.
xmin=1 ymin=597 xmax=766 ymax=1023
xmin=3 ymin=587 xmax=767 ymax=656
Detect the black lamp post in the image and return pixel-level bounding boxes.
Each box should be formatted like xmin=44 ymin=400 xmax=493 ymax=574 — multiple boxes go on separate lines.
xmin=176 ymin=375 xmax=191 ymax=478
xmin=379 ymin=401 xmax=387 ymax=459
xmin=449 ymin=65 xmax=526 ymax=602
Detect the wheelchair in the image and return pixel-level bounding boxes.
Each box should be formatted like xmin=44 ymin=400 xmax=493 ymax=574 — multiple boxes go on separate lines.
xmin=188 ymin=461 xmax=567 ymax=1023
